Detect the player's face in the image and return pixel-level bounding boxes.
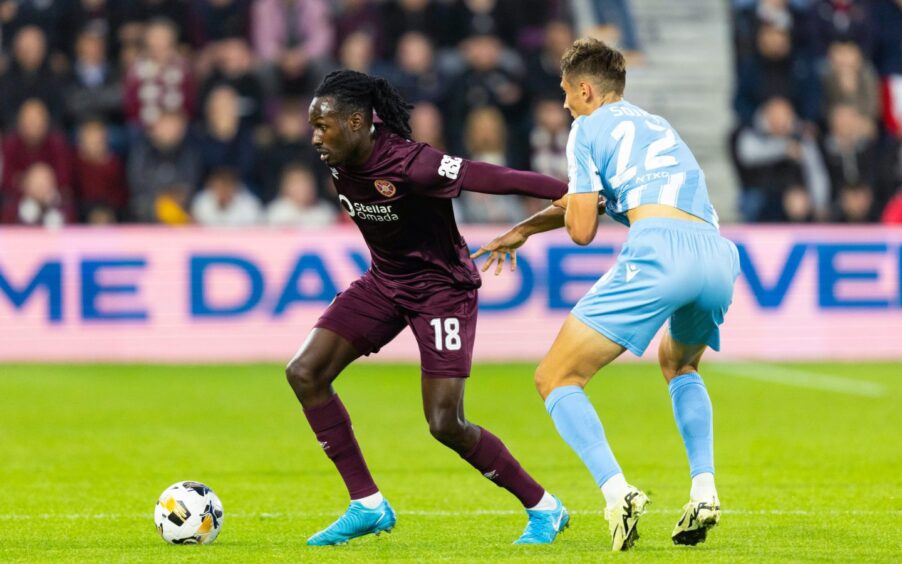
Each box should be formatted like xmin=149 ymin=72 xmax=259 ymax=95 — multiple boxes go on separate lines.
xmin=309 ymin=96 xmax=354 ymax=166
xmin=560 ymin=75 xmax=585 ymax=119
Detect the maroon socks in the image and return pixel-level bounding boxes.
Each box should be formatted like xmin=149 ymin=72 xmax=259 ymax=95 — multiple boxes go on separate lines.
xmin=305 ymin=399 xmax=543 ymax=508
xmin=462 ymin=427 xmax=545 ymax=508
xmin=303 ymin=395 xmax=379 ymax=499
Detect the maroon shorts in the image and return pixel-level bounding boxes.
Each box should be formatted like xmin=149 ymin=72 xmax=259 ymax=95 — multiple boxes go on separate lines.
xmin=314 ymin=273 xmax=477 ymax=378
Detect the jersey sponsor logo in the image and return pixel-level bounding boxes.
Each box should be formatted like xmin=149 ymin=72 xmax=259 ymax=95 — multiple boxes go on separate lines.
xmin=437 ymin=155 xmax=462 ymax=180
xmin=338 ymin=194 xmax=400 ymax=222
xmin=635 ymin=171 xmax=671 ymax=184
xmin=374 ymin=179 xmax=397 ymax=198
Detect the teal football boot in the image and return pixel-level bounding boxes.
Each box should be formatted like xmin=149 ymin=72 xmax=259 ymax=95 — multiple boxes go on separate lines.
xmin=513 ymin=495 xmax=570 ymax=544
xmin=307 ymin=499 xmax=396 ymax=546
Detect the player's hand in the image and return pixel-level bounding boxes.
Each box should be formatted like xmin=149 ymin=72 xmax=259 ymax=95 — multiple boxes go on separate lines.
xmin=470 ymin=228 xmax=528 ymax=276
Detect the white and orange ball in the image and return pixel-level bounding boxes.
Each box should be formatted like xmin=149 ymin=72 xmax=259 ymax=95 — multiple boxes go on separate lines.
xmin=154 ymin=481 xmax=223 ymax=544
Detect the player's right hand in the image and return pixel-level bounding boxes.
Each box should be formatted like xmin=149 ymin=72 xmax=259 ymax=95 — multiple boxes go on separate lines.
xmin=470 ymin=228 xmax=528 ymax=276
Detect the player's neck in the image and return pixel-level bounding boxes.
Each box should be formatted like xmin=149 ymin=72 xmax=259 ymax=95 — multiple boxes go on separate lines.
xmin=586 ymin=93 xmax=622 ymax=115
xmin=345 ymin=132 xmax=377 ymax=169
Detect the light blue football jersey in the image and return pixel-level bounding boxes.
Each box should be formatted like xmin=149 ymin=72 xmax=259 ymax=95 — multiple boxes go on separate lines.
xmin=566 ymin=100 xmax=719 ymax=228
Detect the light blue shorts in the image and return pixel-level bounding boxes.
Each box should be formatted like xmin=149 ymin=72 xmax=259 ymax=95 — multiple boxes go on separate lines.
xmin=572 ymin=218 xmax=740 ymax=356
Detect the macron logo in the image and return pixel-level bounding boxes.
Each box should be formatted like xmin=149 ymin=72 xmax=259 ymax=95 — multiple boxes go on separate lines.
xmin=483 ymin=470 xmax=498 ymax=481
xmin=626 ymin=264 xmax=640 ymax=282
xmin=319 ymin=441 xmax=330 ymax=451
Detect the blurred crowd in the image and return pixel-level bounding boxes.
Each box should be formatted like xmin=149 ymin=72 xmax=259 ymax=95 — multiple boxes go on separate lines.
xmin=12 ymin=1 xmax=902 ymax=228
xmin=730 ymin=0 xmax=902 ymax=224
xmin=0 ymin=0 xmax=643 ymax=228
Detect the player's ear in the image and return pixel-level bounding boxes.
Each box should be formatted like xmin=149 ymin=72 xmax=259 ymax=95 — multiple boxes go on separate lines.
xmin=348 ymin=111 xmax=366 ymax=132
xmin=579 ymin=80 xmax=593 ymax=103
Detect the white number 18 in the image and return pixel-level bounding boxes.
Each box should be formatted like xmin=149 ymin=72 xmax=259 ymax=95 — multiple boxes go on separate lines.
xmin=430 ymin=318 xmax=461 ymax=351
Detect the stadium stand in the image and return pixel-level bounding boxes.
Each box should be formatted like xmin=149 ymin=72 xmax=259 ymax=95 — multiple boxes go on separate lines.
xmin=0 ymin=0 xmax=898 ymax=227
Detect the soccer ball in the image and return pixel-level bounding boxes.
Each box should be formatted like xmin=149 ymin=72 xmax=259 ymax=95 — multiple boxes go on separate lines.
xmin=154 ymin=481 xmax=224 ymax=544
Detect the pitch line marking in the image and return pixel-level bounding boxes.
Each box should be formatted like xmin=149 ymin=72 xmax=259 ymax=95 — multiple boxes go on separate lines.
xmin=710 ymin=363 xmax=886 ymax=397
xmin=0 ymin=509 xmax=899 ymax=520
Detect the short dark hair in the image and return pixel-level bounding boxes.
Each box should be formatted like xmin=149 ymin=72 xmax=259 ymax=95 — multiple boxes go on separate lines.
xmin=206 ymin=167 xmax=240 ymax=186
xmin=77 ymin=115 xmax=107 ymax=131
xmin=146 ymin=17 xmax=178 ymax=37
xmin=560 ymin=38 xmax=626 ymax=96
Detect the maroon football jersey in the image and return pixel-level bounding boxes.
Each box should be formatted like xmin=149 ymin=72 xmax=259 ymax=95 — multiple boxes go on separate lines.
xmin=330 ymin=126 xmax=480 ymax=303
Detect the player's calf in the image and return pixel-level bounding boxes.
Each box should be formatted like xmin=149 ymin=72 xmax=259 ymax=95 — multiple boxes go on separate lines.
xmin=422 ymin=378 xmax=564 ymax=543
xmin=463 ymin=427 xmax=568 ymax=544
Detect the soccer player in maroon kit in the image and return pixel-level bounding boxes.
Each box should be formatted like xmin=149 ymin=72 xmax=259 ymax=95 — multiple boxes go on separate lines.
xmin=288 ymin=70 xmax=570 ymax=546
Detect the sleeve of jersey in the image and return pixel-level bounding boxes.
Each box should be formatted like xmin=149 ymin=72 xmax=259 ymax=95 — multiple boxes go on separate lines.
xmin=403 ymin=143 xmax=469 ymax=199
xmin=566 ymin=119 xmax=602 ymax=194
xmin=405 ymin=144 xmax=568 ymax=200
xmin=460 ymin=160 xmax=567 ymax=199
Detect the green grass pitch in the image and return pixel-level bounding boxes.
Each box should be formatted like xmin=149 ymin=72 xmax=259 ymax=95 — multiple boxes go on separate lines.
xmin=1 ymin=362 xmax=900 ymax=562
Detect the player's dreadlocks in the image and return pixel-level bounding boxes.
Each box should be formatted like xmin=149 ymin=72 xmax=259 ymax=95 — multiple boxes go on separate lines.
xmin=314 ymin=70 xmax=413 ymax=139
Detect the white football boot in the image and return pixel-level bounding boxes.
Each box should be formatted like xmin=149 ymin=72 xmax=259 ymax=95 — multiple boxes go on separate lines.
xmin=603 ymin=486 xmax=650 ymax=551
xmin=672 ymin=496 xmax=720 ymax=545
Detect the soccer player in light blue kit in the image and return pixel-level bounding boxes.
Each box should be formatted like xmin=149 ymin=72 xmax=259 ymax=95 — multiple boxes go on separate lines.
xmin=473 ymin=38 xmax=740 ymax=551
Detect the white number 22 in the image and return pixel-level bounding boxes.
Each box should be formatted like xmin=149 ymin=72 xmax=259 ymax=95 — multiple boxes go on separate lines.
xmin=609 ymin=121 xmax=677 ymax=188
xmin=430 ymin=318 xmax=461 ymax=351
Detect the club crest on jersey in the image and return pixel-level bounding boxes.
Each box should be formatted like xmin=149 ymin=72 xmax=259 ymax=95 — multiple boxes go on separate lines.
xmin=374 ymin=179 xmax=397 ymax=198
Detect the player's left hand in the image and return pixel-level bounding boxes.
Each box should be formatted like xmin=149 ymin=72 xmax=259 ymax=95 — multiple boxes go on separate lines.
xmin=470 ymin=228 xmax=527 ymax=276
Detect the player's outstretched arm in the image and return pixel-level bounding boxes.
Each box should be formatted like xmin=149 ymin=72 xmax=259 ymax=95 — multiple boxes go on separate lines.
xmin=470 ymin=205 xmax=566 ymax=276
xmin=470 ymin=196 xmax=606 ymax=275
xmin=460 ymin=160 xmax=568 ymax=200
xmin=405 ymin=145 xmax=567 ymax=200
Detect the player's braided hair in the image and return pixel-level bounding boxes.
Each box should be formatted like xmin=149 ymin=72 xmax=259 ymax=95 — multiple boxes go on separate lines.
xmin=314 ymin=70 xmax=413 ymax=139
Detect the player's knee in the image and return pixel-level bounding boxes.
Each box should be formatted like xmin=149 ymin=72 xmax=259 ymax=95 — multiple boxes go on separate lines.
xmin=535 ymin=358 xmax=573 ymax=399
xmin=659 ymin=360 xmax=684 ymax=382
xmin=658 ymin=341 xmax=700 ymax=382
xmin=659 ymin=359 xmax=700 ymax=383
xmin=658 ymin=355 xmax=678 ymax=382
xmin=285 ymin=357 xmax=328 ymax=398
xmin=426 ymin=410 xmax=467 ymax=447
xmin=534 ymin=362 xmax=557 ymax=399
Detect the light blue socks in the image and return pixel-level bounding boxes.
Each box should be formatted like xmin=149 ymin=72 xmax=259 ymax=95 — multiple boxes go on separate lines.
xmin=544 ymin=385 xmax=622 ymax=487
xmin=669 ymin=372 xmax=714 ymax=476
